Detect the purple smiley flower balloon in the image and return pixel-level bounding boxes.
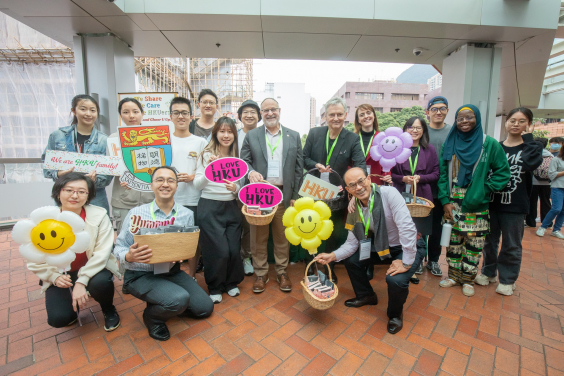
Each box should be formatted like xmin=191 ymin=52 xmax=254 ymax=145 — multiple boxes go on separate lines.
xmin=369 ymin=127 xmax=413 ymax=172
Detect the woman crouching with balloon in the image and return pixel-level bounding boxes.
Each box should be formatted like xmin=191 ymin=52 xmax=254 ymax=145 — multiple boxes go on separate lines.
xmin=13 ymin=172 xmax=121 ymax=330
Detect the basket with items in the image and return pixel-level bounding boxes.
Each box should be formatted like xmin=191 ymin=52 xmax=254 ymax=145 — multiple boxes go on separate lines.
xmin=402 ymin=180 xmax=434 ymax=218
xmin=301 ymin=260 xmax=339 ymax=310
xmin=241 ymin=204 xmax=277 ymax=225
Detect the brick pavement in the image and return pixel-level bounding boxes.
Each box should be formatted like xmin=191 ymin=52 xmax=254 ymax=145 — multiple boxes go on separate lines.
xmin=0 ymin=227 xmax=563 ymax=375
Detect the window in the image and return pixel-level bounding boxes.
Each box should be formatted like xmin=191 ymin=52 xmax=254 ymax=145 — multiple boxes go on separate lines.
xmin=390 ymin=108 xmax=403 ymax=112
xmin=355 ymin=92 xmax=384 ymax=100
xmin=374 ymin=107 xmax=383 ymax=113
xmin=391 ymin=93 xmax=419 ymax=101
xmin=347 ymin=106 xmax=350 ymax=113
xmin=345 ymin=92 xmax=350 ymax=99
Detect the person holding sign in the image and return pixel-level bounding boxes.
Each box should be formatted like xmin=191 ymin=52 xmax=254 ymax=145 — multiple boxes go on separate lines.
xmin=42 ymin=95 xmax=113 ymax=213
xmin=109 ymin=98 xmax=155 ymax=234
xmin=194 ymin=117 xmax=244 ymax=304
xmin=303 ymin=97 xmax=366 ymax=282
xmin=240 ymin=98 xmax=304 ymax=293
xmin=314 ymin=167 xmax=423 ymax=334
xmin=354 ymin=104 xmax=386 ymax=185
xmin=114 ymin=166 xmax=214 ymax=341
xmin=189 ymin=89 xmax=219 ymax=142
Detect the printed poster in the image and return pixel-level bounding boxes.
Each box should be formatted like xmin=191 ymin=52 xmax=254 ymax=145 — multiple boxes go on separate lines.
xmin=118 ymin=92 xmax=177 ymax=130
xmin=43 ymin=150 xmax=125 ymax=176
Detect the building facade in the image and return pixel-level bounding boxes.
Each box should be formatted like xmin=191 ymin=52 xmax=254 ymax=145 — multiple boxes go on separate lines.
xmin=310 ymin=97 xmax=317 ymax=128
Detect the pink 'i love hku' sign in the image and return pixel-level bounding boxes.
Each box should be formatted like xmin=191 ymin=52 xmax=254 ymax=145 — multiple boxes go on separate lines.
xmin=204 ymin=157 xmax=249 ymax=183
xmin=238 ymin=182 xmax=283 ymax=209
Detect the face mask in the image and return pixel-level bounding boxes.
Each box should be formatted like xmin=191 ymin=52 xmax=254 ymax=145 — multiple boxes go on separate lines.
xmin=551 ymin=144 xmax=561 ymax=150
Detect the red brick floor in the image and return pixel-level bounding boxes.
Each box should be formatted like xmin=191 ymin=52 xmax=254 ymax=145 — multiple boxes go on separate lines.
xmin=0 ymin=227 xmax=563 ymax=375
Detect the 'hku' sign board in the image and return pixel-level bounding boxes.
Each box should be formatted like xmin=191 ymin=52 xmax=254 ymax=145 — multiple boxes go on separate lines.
xmin=299 ymin=174 xmax=340 ymax=201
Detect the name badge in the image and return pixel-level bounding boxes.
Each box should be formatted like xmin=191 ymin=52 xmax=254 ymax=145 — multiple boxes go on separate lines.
xmin=359 ymin=238 xmax=371 ymax=261
xmin=320 ymin=172 xmax=330 ymax=183
xmin=367 ymin=166 xmax=371 ymax=175
xmin=268 ymin=159 xmax=280 ymax=178
xmin=154 ymin=262 xmax=172 ymax=275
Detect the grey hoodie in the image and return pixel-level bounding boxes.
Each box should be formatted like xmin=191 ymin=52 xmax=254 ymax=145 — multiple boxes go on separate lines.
xmin=549 ymin=155 xmax=564 ymax=189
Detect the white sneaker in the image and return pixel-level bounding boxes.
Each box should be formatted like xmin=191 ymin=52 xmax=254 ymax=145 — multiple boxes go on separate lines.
xmin=439 ymin=279 xmax=459 ymax=288
xmin=475 ymin=274 xmax=497 ymax=286
xmin=551 ymin=231 xmax=564 ymax=239
xmin=210 ymin=294 xmax=222 ymax=304
xmin=496 ymin=283 xmax=516 ymax=296
xmin=536 ymin=227 xmax=546 ymax=237
xmin=462 ymin=284 xmax=475 ymax=297
xmin=227 ymin=287 xmax=240 ymax=297
xmin=243 ymin=258 xmax=254 ymax=276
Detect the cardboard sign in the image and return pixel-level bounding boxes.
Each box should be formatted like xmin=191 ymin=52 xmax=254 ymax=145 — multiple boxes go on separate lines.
xmin=107 ymin=137 xmax=121 ymax=157
xmin=204 ymin=157 xmax=248 ymax=183
xmin=239 ymin=183 xmax=283 ymax=209
xmin=299 ymin=174 xmax=340 ymax=200
xmin=43 ymin=150 xmax=125 ymax=176
xmin=118 ymin=125 xmax=172 ymax=192
xmin=118 ymin=92 xmax=177 ymax=130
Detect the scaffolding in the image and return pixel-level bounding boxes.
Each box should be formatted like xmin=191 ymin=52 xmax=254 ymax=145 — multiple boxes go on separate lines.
xmin=134 ymin=57 xmax=194 ymax=99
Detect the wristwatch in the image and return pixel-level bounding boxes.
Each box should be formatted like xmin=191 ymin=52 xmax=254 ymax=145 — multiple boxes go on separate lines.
xmin=402 ymin=263 xmax=412 ymax=269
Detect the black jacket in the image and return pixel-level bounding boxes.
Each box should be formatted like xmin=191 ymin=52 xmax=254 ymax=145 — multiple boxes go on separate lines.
xmin=303 ymin=126 xmax=366 ymax=186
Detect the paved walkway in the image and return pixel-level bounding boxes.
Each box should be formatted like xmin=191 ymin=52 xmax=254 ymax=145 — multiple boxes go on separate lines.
xmin=0 ymin=227 xmax=562 ymax=375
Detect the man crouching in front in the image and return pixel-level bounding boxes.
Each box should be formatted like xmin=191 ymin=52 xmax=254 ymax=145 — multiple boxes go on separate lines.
xmin=315 ymin=167 xmax=424 ymax=334
xmin=114 ymin=166 xmax=214 ymax=341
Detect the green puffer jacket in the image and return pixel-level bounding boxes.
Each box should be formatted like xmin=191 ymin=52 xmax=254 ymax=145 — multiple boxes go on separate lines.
xmin=438 ymin=134 xmax=510 ymax=213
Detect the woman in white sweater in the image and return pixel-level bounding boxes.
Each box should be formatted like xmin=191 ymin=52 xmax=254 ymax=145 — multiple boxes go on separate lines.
xmin=27 ymin=172 xmax=121 ymax=330
xmin=194 ymin=117 xmax=244 ymax=303
xmin=537 ymin=147 xmax=564 ymax=239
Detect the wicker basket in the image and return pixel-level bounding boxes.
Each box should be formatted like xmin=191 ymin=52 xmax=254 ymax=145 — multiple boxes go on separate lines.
xmin=242 ymin=204 xmax=277 ymax=226
xmin=300 ymin=260 xmax=339 ymax=310
xmin=299 ymin=168 xmax=348 ymax=212
xmin=134 ymin=231 xmax=199 ymax=264
xmin=407 ymin=180 xmax=434 ymax=217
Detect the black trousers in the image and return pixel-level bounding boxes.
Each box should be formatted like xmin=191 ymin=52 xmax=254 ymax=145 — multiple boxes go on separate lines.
xmin=526 ymin=185 xmax=552 ymax=227
xmin=124 ymin=263 xmax=214 ymax=324
xmin=426 ymin=198 xmax=444 ymax=263
xmin=198 ymin=198 xmax=244 ymax=295
xmin=343 ymin=245 xmax=426 ymax=319
xmin=45 ymin=269 xmax=114 ymax=328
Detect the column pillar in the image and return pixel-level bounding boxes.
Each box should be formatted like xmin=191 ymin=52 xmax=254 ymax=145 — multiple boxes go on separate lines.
xmin=73 ymin=33 xmax=135 ymax=135
xmin=441 ymin=44 xmax=503 ymax=139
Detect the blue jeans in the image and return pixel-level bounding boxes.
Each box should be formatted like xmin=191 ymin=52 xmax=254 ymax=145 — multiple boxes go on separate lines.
xmin=541 ymin=188 xmax=564 ymax=231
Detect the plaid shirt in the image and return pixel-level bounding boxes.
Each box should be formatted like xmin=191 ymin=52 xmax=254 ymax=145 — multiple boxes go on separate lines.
xmin=114 ymin=200 xmax=194 ymax=272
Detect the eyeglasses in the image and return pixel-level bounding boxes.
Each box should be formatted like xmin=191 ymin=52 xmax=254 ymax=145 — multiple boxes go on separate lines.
xmin=327 ymin=113 xmax=345 ymax=119
xmin=242 ymin=110 xmax=258 ymax=116
xmin=407 ymin=126 xmax=423 ymax=131
xmin=171 ymin=111 xmax=190 ymax=117
xmin=61 ymin=188 xmax=88 ymax=196
xmin=507 ymin=119 xmax=528 ymax=126
xmin=200 ymin=101 xmax=216 ymax=106
xmin=456 ymin=115 xmax=475 ymax=123
xmin=430 ymin=107 xmax=448 ymax=114
xmin=346 ymin=177 xmax=368 ymax=190
xmin=261 ymin=108 xmax=279 ymax=114
xmin=153 ymin=177 xmax=177 ymax=185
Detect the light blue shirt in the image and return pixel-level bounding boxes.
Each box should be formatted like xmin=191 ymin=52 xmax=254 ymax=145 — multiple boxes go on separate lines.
xmin=114 ymin=200 xmax=194 ymax=271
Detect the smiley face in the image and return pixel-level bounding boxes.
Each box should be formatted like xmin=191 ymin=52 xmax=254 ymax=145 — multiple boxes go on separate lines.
xmin=379 ymin=136 xmax=402 ymax=158
xmin=293 ymin=209 xmax=322 ymax=237
xmin=30 ymin=219 xmax=76 ymax=254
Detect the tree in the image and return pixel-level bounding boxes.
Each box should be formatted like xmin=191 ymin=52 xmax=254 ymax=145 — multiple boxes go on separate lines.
xmin=301 ymin=133 xmax=308 ymax=148
xmin=376 ymin=105 xmax=426 ymax=131
xmin=345 ymin=123 xmax=355 ymax=133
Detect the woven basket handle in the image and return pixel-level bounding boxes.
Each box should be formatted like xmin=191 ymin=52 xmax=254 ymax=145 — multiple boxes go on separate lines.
xmin=304 ymin=259 xmax=332 ymax=282
xmin=411 ymin=179 xmax=418 ymax=205
xmin=300 ymin=168 xmax=346 ymax=191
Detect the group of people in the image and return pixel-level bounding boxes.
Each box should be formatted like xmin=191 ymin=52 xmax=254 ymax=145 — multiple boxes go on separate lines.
xmin=32 ymin=90 xmax=560 ymax=339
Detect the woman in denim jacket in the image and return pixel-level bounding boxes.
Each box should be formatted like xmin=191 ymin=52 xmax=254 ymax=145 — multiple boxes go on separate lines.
xmin=41 ymin=95 xmax=113 ymax=213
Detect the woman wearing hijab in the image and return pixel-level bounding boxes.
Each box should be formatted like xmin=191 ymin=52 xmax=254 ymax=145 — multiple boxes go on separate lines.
xmin=437 ymin=105 xmax=510 ymax=297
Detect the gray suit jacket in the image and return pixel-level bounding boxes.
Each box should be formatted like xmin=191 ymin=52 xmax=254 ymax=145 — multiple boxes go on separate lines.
xmin=240 ymin=125 xmax=303 ymax=208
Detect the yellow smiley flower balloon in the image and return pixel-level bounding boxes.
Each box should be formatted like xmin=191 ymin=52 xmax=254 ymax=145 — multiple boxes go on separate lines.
xmin=282 ymin=197 xmax=333 ymax=255
xmin=12 ymin=206 xmax=90 ymax=271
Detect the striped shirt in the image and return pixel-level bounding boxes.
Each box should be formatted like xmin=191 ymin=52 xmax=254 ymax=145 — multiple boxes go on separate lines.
xmin=114 ymin=200 xmax=194 ymax=272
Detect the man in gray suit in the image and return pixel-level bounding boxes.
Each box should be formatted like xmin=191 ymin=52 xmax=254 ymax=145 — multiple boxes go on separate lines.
xmin=240 ymin=98 xmax=304 ymax=293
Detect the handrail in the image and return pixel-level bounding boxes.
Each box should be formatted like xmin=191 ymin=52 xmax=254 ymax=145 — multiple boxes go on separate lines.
xmin=0 ymin=158 xmax=42 ymax=163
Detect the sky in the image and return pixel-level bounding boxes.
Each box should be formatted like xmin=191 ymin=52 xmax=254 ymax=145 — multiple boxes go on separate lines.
xmin=252 ymin=59 xmax=413 ymax=115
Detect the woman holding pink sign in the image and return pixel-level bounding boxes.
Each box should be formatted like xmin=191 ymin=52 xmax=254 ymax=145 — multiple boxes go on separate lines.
xmin=194 ymin=117 xmax=244 ymax=304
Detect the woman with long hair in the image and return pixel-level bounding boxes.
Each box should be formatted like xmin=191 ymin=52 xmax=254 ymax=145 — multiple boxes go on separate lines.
xmin=536 ymin=136 xmax=564 ymax=239
xmin=42 ymin=95 xmax=113 ymax=212
xmin=354 ymin=104 xmax=386 ymax=184
xmin=477 ymin=107 xmax=542 ymax=296
xmin=194 ymin=117 xmax=244 ymax=303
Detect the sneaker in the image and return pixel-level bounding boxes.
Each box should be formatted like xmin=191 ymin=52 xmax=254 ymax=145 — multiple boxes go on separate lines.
xmin=536 ymin=227 xmax=546 ymax=237
xmin=475 ymin=274 xmax=497 ymax=286
xmin=462 ymin=284 xmax=475 ymax=297
xmin=414 ymin=263 xmax=423 ymax=275
xmin=496 ymin=283 xmax=516 ymax=296
xmin=439 ymin=279 xmax=459 ymax=288
xmin=551 ymin=231 xmax=564 ymax=239
xmin=210 ymin=294 xmax=222 ymax=304
xmin=102 ymin=306 xmax=121 ymax=332
xmin=227 ymin=287 xmax=240 ymax=297
xmin=243 ymin=258 xmax=254 ymax=276
xmin=426 ymin=261 xmax=442 ymax=276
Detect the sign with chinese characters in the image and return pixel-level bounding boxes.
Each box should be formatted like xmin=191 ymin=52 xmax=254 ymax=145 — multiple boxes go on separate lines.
xmin=118 ymin=92 xmax=177 ymax=130
xmin=43 ymin=150 xmax=125 ymax=176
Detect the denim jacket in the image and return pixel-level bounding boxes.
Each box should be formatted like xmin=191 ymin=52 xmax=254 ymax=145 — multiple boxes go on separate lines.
xmin=41 ymin=125 xmax=113 ymax=191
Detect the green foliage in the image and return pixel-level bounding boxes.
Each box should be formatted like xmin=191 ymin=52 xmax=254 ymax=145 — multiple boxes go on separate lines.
xmin=345 ymin=123 xmax=355 ymax=133
xmin=376 ymin=105 xmax=426 ymax=131
xmin=532 ymin=129 xmax=550 ymax=139
xmin=301 ymin=133 xmax=308 ymax=148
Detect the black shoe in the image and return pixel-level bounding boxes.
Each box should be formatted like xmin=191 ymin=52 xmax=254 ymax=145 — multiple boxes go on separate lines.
xmin=345 ymin=294 xmax=378 ymax=308
xmin=410 ymin=276 xmax=420 ymax=284
xmin=103 ymin=306 xmax=121 ymax=332
xmin=426 ymin=261 xmax=442 ymax=276
xmin=387 ymin=315 xmax=403 ymax=334
xmin=329 ymin=262 xmax=338 ymax=284
xmin=366 ymin=264 xmax=374 ymax=281
xmin=121 ymin=284 xmax=130 ymax=295
xmin=143 ymin=311 xmax=170 ymax=341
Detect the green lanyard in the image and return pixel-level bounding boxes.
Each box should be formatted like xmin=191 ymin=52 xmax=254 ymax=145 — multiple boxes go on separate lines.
xmin=150 ymin=201 xmax=179 ymax=221
xmin=409 ymin=146 xmax=420 ymax=175
xmin=265 ymin=128 xmax=283 ymax=158
xmin=326 ymin=130 xmax=340 ymax=165
xmin=356 ymin=184 xmax=375 ymax=237
xmin=359 ymin=131 xmax=375 ymax=158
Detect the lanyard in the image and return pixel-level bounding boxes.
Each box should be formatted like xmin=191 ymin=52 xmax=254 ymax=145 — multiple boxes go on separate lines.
xmin=359 ymin=131 xmax=375 ymax=158
xmin=326 ymin=130 xmax=340 ymax=165
xmin=74 ymin=128 xmax=83 ymax=154
xmin=265 ymin=128 xmax=283 ymax=158
xmin=150 ymin=201 xmax=179 ymax=221
xmin=356 ymin=184 xmax=375 ymax=237
xmin=409 ymin=146 xmax=420 ymax=175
